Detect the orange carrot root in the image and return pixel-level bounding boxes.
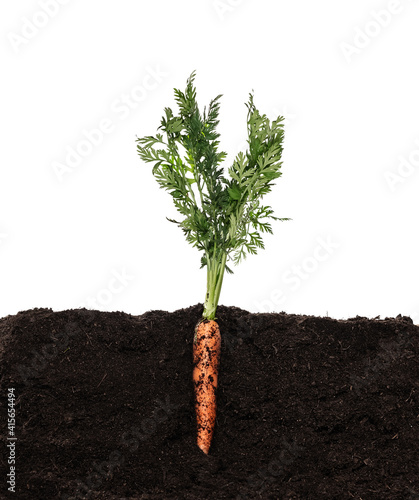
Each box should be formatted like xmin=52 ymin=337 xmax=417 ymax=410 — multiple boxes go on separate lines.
xmin=193 ymin=319 xmax=221 ymax=455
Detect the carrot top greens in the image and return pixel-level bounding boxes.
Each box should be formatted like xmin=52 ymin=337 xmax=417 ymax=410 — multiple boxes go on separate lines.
xmin=136 ymin=71 xmax=289 ymax=320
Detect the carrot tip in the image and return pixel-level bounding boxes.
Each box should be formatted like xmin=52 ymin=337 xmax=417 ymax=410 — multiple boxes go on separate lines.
xmin=198 ymin=443 xmax=209 ymax=455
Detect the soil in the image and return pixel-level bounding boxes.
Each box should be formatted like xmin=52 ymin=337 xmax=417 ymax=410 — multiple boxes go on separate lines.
xmin=0 ymin=304 xmax=418 ymax=500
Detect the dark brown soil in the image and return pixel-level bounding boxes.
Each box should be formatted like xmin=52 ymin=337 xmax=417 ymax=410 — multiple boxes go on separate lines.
xmin=1 ymin=304 xmax=418 ymax=500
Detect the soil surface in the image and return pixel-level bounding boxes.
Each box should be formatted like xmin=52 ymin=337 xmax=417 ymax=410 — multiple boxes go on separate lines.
xmin=1 ymin=304 xmax=418 ymax=500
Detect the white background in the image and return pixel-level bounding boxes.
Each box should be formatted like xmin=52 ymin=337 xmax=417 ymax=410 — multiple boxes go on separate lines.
xmin=1 ymin=0 xmax=418 ymax=321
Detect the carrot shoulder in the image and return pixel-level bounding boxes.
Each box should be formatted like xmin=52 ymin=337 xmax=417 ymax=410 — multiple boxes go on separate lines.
xmin=193 ymin=319 xmax=221 ymax=455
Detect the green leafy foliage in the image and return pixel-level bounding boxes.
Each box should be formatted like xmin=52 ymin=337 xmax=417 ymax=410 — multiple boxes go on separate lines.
xmin=136 ymin=71 xmax=289 ymax=275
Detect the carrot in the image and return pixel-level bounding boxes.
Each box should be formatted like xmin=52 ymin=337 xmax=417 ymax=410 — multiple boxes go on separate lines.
xmin=193 ymin=319 xmax=221 ymax=455
xmin=137 ymin=71 xmax=289 ymax=455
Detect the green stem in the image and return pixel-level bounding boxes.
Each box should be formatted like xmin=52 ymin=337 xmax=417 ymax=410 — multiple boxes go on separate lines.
xmin=213 ymin=251 xmax=227 ymax=310
xmin=203 ymin=249 xmax=228 ymax=320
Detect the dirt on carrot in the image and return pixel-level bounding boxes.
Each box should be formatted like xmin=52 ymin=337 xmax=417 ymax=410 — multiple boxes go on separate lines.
xmin=193 ymin=319 xmax=221 ymax=455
